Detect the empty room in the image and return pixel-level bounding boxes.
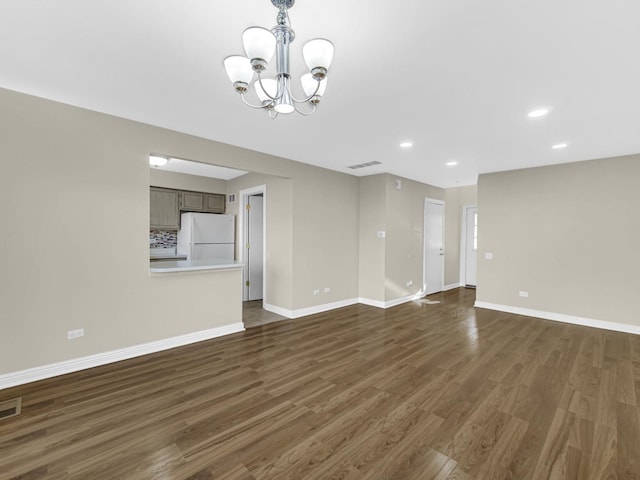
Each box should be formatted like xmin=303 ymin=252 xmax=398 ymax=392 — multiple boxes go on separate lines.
xmin=1 ymin=1 xmax=639 ymax=479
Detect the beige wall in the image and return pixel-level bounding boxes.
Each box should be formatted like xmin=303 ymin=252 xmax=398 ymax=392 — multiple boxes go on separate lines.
xmin=358 ymin=175 xmax=387 ymax=302
xmin=0 ymin=88 xmax=358 ymax=375
xmin=357 ymin=175 xmax=476 ymax=303
xmin=0 ymin=86 xmax=472 ymax=378
xmin=0 ymin=89 xmax=243 ymax=375
xmin=226 ymin=172 xmax=294 ymax=310
xmin=477 ymin=156 xmax=640 ymax=327
xmin=385 ymin=175 xmax=445 ymax=301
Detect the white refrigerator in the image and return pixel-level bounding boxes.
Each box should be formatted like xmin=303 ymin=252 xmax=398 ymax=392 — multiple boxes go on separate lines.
xmin=177 ymin=212 xmax=235 ymax=261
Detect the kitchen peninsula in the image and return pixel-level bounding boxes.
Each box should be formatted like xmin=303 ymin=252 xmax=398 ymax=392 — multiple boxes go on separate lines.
xmin=150 ymin=258 xmax=243 ymax=273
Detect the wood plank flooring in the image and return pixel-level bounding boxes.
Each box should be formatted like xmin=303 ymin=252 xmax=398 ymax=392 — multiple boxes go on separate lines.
xmin=1 ymin=288 xmax=639 ymax=479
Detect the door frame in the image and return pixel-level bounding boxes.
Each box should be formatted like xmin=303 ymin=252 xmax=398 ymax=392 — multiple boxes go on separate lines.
xmin=459 ymin=204 xmax=478 ymax=287
xmin=422 ymin=197 xmax=445 ymax=296
xmin=238 ymin=185 xmax=267 ymax=302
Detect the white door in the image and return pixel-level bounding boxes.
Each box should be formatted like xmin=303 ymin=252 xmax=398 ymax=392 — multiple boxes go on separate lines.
xmin=424 ymin=199 xmax=444 ymax=295
xmin=465 ymin=207 xmax=478 ymax=286
xmin=246 ymin=195 xmax=264 ymax=301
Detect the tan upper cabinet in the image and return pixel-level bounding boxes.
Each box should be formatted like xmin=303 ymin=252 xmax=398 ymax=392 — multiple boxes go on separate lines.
xmin=150 ymin=187 xmax=180 ymax=230
xmin=180 ymin=191 xmax=204 ymax=211
xmin=204 ymin=193 xmax=226 ymax=213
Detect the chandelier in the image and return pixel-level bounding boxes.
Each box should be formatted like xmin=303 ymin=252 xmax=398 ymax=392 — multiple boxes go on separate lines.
xmin=223 ymin=0 xmax=334 ymax=118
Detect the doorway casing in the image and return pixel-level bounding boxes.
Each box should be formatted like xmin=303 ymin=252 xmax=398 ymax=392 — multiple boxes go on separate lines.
xmin=238 ymin=185 xmax=267 ymax=302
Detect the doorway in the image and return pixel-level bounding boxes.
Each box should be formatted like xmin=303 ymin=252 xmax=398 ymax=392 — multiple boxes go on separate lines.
xmin=461 ymin=205 xmax=478 ymax=287
xmin=238 ymin=186 xmax=266 ymax=302
xmin=423 ymin=198 xmax=445 ymax=295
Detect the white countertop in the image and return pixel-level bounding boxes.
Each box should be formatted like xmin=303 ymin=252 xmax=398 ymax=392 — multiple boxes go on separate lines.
xmin=149 ymin=258 xmax=243 ymax=273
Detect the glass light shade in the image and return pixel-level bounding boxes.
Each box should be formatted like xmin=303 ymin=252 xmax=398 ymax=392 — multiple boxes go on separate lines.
xmin=243 ymin=27 xmax=276 ymax=62
xmin=302 ymin=38 xmax=334 ymax=70
xmin=254 ymin=78 xmax=278 ymax=103
xmin=274 ymin=102 xmax=295 ymax=114
xmin=223 ymin=55 xmax=254 ymax=84
xmin=301 ymin=73 xmax=327 ymax=97
xmin=149 ymin=155 xmax=168 ymax=167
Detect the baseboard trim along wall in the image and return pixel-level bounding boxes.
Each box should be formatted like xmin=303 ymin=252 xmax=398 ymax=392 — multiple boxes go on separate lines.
xmin=359 ymin=291 xmax=428 ymax=309
xmin=0 ymin=322 xmax=245 ymax=390
xmin=264 ymin=298 xmax=360 ymax=319
xmin=444 ymin=283 xmax=461 ymax=291
xmin=475 ymin=301 xmax=640 ymax=336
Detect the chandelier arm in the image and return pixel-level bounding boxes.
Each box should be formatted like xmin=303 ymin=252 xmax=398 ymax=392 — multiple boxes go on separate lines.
xmin=240 ymin=94 xmax=273 ymax=110
xmin=289 ymin=79 xmax=321 ymax=104
xmin=293 ymin=102 xmax=318 ymax=116
xmin=256 ymin=74 xmax=285 ymax=102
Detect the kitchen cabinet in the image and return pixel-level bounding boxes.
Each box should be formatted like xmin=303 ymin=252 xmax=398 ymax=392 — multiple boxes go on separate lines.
xmin=180 ymin=191 xmax=204 ymax=211
xmin=204 ymin=193 xmax=225 ymax=213
xmin=150 ymin=187 xmax=180 ymax=230
xmin=179 ymin=191 xmax=225 ymax=214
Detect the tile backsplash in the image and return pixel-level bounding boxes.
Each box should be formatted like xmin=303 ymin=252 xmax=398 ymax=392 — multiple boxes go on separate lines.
xmin=150 ymin=230 xmax=177 ymax=249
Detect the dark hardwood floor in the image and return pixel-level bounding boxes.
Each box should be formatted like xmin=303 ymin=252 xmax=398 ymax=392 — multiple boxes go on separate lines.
xmin=1 ymin=288 xmax=639 ymax=479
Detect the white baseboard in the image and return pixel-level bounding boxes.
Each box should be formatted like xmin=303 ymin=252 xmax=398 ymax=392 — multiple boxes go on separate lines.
xmin=264 ymin=298 xmax=360 ymax=319
xmin=359 ymin=291 xmax=427 ymax=309
xmin=444 ymin=283 xmax=461 ymax=291
xmin=0 ymin=322 xmax=245 ymax=390
xmin=474 ymin=301 xmax=640 ymax=336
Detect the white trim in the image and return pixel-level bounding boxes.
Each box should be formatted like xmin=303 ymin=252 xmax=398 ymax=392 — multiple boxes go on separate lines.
xmin=460 ymin=204 xmax=478 ymax=287
xmin=264 ymin=298 xmax=360 ymax=319
xmin=238 ymin=185 xmax=267 ymax=303
xmin=0 ymin=323 xmax=245 ymax=390
xmin=443 ymin=283 xmax=460 ymax=291
xmin=359 ymin=291 xmax=427 ymax=309
xmin=474 ymin=301 xmax=640 ymax=336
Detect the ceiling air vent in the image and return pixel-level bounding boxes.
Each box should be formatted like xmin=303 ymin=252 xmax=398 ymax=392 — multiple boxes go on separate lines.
xmin=347 ymin=161 xmax=382 ymax=170
xmin=0 ymin=397 xmax=22 ymax=420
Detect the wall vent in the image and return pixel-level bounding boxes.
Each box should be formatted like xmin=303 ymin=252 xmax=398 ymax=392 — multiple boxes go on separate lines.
xmin=347 ymin=161 xmax=382 ymax=170
xmin=0 ymin=397 xmax=22 ymax=420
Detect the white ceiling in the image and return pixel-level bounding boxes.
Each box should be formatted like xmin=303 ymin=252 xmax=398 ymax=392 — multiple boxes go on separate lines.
xmin=1 ymin=0 xmax=639 ymax=188
xmin=154 ymin=157 xmax=247 ymax=180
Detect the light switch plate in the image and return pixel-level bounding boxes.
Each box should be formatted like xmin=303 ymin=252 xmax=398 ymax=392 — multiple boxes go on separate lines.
xmin=484 ymin=252 xmax=494 ymax=260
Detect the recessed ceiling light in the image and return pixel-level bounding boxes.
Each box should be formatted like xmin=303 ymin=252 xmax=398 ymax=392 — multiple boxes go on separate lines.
xmin=399 ymin=141 xmax=413 ymax=149
xmin=149 ymin=155 xmax=169 ymax=167
xmin=528 ymin=108 xmax=550 ymax=118
xmin=446 ymin=161 xmax=458 ymax=167
xmin=552 ymin=143 xmax=568 ymax=149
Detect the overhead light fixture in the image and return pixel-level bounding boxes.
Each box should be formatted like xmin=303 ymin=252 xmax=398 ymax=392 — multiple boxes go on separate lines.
xmin=552 ymin=143 xmax=568 ymax=149
xmin=446 ymin=161 xmax=458 ymax=166
xmin=400 ymin=141 xmax=413 ymax=149
xmin=149 ymin=155 xmax=169 ymax=167
xmin=223 ymin=0 xmax=334 ymax=119
xmin=528 ymin=108 xmax=550 ymax=118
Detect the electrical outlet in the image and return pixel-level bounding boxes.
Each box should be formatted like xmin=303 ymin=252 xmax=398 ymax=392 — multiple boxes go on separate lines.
xmin=406 ymin=280 xmax=413 ymax=287
xmin=377 ymin=231 xmax=386 ymax=238
xmin=324 ymin=287 xmax=330 ymax=293
xmin=313 ymin=289 xmax=320 ymax=296
xmin=485 ymin=252 xmax=494 ymax=260
xmin=67 ymin=328 xmax=84 ymax=340
xmin=519 ymin=291 xmax=529 ymax=298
